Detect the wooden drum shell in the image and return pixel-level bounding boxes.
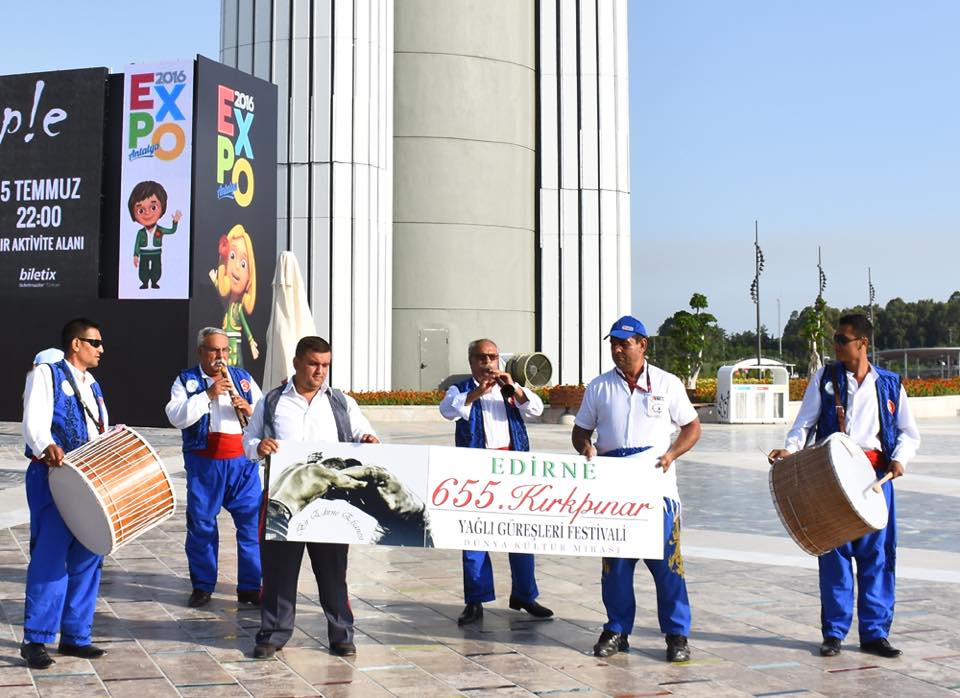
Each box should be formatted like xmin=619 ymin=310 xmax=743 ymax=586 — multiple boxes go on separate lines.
xmin=50 ymin=426 xmax=176 ymax=555
xmin=769 ymin=433 xmax=888 ymax=556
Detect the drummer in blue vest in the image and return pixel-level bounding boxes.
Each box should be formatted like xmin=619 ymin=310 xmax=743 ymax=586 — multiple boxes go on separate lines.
xmin=21 ymin=318 xmax=109 ymax=669
xmin=439 ymin=338 xmax=554 ymax=626
xmin=768 ymin=313 xmax=920 ymax=659
xmin=572 ymin=315 xmax=701 ymax=661
xmin=166 ymin=327 xmax=263 ymax=608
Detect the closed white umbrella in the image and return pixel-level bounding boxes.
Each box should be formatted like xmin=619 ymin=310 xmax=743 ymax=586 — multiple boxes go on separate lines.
xmin=263 ymin=252 xmax=317 ymax=390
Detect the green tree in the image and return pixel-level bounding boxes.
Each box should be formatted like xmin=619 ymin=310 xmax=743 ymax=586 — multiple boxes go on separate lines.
xmin=664 ymin=293 xmax=717 ymax=388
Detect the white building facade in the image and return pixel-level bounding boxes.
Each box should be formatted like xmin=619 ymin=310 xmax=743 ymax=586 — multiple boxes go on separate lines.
xmin=221 ymin=0 xmax=630 ymax=390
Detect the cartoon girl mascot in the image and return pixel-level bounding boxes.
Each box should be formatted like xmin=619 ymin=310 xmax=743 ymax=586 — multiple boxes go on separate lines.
xmin=209 ymin=224 xmax=259 ymax=366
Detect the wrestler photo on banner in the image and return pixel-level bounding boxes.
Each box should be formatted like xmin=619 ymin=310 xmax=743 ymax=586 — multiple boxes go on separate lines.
xmin=263 ymin=442 xmax=432 ymax=548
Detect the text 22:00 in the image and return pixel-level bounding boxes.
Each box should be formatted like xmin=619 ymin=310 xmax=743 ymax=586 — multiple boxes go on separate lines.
xmin=16 ymin=205 xmax=62 ymax=229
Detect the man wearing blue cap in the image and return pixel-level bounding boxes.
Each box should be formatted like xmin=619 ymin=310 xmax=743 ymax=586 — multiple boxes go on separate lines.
xmin=571 ymin=315 xmax=701 ymax=661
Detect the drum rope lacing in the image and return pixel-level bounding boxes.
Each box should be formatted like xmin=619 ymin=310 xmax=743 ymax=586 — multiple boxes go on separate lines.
xmin=64 ymin=430 xmax=175 ymax=543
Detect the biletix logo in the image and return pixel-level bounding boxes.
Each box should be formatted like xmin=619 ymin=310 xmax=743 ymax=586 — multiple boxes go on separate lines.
xmin=19 ymin=267 xmax=58 ymax=284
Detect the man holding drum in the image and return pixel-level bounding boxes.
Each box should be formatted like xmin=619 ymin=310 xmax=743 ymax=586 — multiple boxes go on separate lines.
xmin=439 ymin=338 xmax=554 ymax=626
xmin=165 ymin=327 xmax=263 ymax=608
xmin=20 ymin=318 xmax=109 ymax=669
xmin=243 ymin=336 xmax=379 ymax=659
xmin=572 ymin=316 xmax=702 ymax=662
xmin=768 ymin=313 xmax=920 ymax=658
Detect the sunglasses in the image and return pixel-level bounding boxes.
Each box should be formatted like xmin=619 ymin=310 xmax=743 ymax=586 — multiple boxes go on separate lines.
xmin=78 ymin=337 xmax=103 ymax=348
xmin=470 ymin=353 xmax=500 ymax=362
xmin=833 ymin=333 xmax=861 ymax=347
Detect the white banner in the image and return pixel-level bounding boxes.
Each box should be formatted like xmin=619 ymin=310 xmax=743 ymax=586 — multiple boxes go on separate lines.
xmin=264 ymin=441 xmax=665 ymax=559
xmin=118 ymin=60 xmax=193 ymax=299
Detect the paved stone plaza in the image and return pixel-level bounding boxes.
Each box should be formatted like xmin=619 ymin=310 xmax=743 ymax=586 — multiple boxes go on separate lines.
xmin=1 ymin=417 xmax=959 ymax=697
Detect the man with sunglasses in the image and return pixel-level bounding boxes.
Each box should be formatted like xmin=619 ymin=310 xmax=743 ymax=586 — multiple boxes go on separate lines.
xmin=439 ymin=338 xmax=554 ymax=626
xmin=769 ymin=313 xmax=920 ymax=659
xmin=20 ymin=318 xmax=109 ymax=669
xmin=165 ymin=327 xmax=263 ymax=608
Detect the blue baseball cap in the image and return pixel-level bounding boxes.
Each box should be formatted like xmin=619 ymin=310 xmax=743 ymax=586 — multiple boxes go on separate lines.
xmin=605 ymin=315 xmax=647 ymax=340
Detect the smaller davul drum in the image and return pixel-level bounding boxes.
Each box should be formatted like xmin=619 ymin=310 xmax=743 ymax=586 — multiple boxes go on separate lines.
xmin=769 ymin=432 xmax=888 ymax=556
xmin=50 ymin=426 xmax=176 ymax=555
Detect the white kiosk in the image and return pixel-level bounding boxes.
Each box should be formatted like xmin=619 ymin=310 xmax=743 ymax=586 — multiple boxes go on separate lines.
xmin=716 ymin=358 xmax=789 ymax=424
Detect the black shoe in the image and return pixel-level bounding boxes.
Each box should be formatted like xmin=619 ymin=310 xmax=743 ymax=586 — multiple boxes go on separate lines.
xmin=139 ymin=283 xmax=148 ymax=289
xmin=457 ymin=602 xmax=483 ymax=626
xmin=237 ymin=589 xmax=261 ymax=605
xmin=666 ymin=634 xmax=690 ymax=662
xmin=820 ymin=636 xmax=842 ymax=657
xmin=508 ymin=596 xmax=554 ymax=619
xmin=151 ymin=281 xmax=159 ymax=289
xmin=188 ymin=589 xmax=212 ymax=607
xmin=253 ymin=643 xmax=278 ymax=659
xmin=861 ymin=638 xmax=902 ymax=658
xmin=58 ymin=642 xmax=106 ymax=659
xmin=20 ymin=642 xmax=55 ymax=669
xmin=593 ymin=630 xmax=629 ymax=657
xmin=330 ymin=641 xmax=357 ymax=657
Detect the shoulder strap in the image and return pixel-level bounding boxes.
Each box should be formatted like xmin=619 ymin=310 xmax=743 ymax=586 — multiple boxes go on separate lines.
xmin=831 ymin=363 xmax=846 ymax=435
xmin=59 ymin=362 xmax=105 ymax=435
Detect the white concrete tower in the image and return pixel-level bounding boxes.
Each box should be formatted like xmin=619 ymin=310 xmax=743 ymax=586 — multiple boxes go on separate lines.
xmin=538 ymin=0 xmax=632 ymax=384
xmin=221 ymin=0 xmax=393 ymax=390
xmin=391 ymin=0 xmax=537 ymax=389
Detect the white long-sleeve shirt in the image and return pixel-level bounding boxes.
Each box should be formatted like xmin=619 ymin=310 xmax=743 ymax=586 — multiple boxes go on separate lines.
xmin=785 ymin=365 xmax=920 ymax=466
xmin=22 ymin=362 xmax=109 ymax=458
xmin=439 ymin=379 xmax=543 ymax=449
xmin=165 ymin=370 xmax=262 ymax=434
xmin=243 ymin=382 xmax=376 ymax=460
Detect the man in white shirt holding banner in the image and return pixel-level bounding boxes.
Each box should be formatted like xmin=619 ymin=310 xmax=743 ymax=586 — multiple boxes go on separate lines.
xmin=243 ymin=336 xmax=379 ymax=659
xmin=572 ymin=315 xmax=701 ymax=662
xmin=439 ymin=338 xmax=554 ymax=626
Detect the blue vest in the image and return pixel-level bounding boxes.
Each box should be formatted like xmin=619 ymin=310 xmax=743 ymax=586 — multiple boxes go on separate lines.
xmin=179 ymin=365 xmax=254 ymax=452
xmin=816 ymin=362 xmax=902 ymax=459
xmin=453 ymin=377 xmax=530 ymax=452
xmin=24 ymin=360 xmax=105 ymax=458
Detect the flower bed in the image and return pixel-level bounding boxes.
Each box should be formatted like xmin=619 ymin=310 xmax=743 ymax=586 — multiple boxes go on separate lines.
xmin=348 ymin=385 xmax=556 ymax=406
xmin=343 ymin=375 xmax=960 ymax=406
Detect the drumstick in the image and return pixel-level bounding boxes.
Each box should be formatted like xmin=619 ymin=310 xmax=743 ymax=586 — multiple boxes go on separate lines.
xmin=867 ymin=472 xmax=894 ymax=495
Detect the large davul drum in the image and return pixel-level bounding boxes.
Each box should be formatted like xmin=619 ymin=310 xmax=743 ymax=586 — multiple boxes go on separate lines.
xmin=769 ymin=432 xmax=888 ymax=556
xmin=49 ymin=426 xmax=176 ymax=555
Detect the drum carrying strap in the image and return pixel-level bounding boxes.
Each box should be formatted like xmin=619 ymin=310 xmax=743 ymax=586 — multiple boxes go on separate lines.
xmin=831 ymin=364 xmax=847 ymax=435
xmin=60 ymin=366 xmax=105 ymax=436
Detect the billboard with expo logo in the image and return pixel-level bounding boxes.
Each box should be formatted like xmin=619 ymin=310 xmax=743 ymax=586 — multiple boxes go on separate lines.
xmin=117 ymin=61 xmax=193 ymax=299
xmin=190 ymin=56 xmax=277 ymax=379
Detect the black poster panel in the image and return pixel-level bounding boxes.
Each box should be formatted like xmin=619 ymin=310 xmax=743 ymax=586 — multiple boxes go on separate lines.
xmin=190 ymin=56 xmax=277 ymax=386
xmin=0 ymin=68 xmax=108 ymax=297
xmin=0 ymin=299 xmax=190 ymax=426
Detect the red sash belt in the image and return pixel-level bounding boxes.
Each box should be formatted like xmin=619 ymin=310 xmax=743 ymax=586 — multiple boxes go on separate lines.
xmin=199 ymin=432 xmax=245 ymax=459
xmin=863 ymin=449 xmax=889 ymax=471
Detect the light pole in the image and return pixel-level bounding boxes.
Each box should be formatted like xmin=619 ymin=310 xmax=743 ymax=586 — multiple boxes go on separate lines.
xmin=750 ymin=221 xmax=765 ymax=366
xmin=777 ymin=297 xmax=782 ymax=360
xmin=868 ymin=268 xmax=877 ymax=365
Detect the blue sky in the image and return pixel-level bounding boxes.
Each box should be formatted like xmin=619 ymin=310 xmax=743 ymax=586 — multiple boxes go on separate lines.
xmin=3 ymin=2 xmax=958 ymax=335
xmin=629 ymin=1 xmax=960 ymax=333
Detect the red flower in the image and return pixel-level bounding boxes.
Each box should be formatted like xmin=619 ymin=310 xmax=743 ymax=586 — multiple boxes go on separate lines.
xmin=218 ymin=235 xmax=229 ymax=261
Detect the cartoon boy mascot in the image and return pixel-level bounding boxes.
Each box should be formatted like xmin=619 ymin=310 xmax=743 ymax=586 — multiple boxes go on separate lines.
xmin=130 ymin=180 xmax=181 ymax=290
